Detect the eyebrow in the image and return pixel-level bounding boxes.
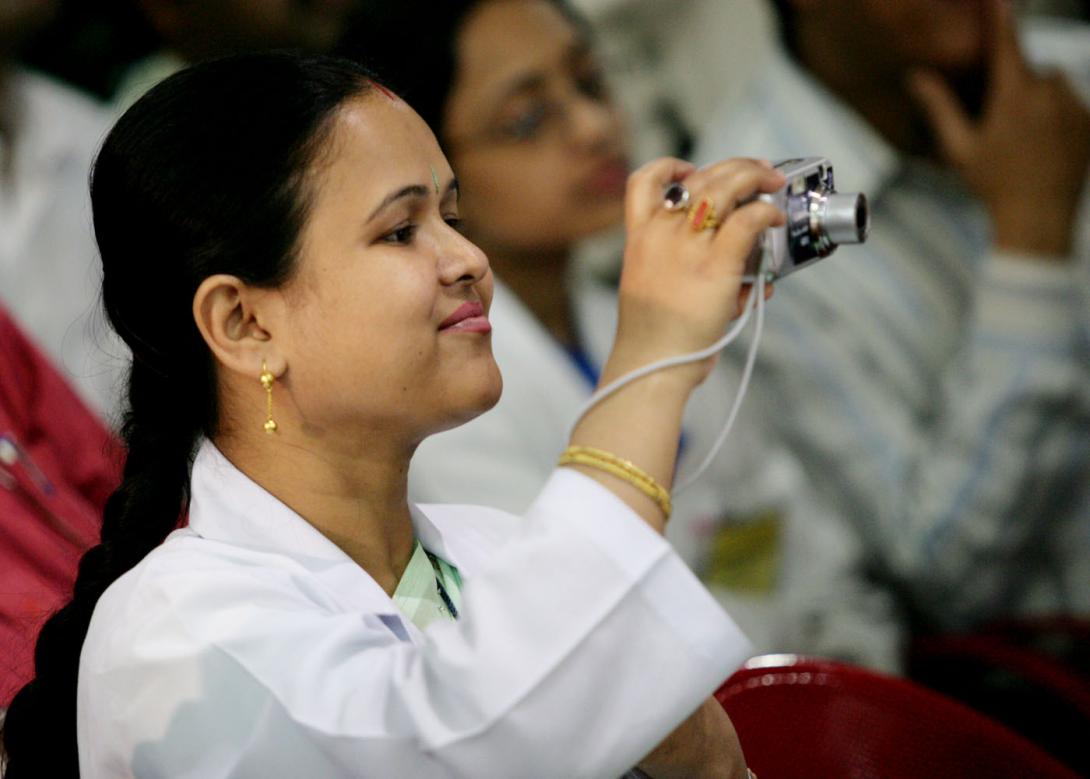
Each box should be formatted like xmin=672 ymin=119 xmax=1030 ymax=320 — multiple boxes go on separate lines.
xmin=492 ymin=40 xmax=594 ymax=106
xmin=498 ymin=73 xmax=548 ymax=104
xmin=367 ymin=177 xmax=459 ymax=223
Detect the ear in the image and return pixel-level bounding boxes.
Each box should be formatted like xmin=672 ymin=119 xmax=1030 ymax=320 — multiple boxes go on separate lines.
xmin=192 ymin=274 xmax=287 ymax=382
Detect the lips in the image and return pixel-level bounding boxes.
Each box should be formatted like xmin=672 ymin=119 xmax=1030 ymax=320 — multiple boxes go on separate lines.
xmin=439 ymin=301 xmax=491 ymax=333
xmin=585 ymin=157 xmax=630 ymax=197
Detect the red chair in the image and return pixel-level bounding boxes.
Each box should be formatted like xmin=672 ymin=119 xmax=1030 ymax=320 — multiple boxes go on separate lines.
xmin=909 ymin=620 xmax=1090 ymax=775
xmin=0 ymin=307 xmax=122 ymax=706
xmin=715 ymin=655 xmax=1079 ymax=779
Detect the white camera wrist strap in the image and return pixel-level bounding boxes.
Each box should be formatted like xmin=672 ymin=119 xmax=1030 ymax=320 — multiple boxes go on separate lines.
xmin=566 ymin=262 xmax=769 ymax=495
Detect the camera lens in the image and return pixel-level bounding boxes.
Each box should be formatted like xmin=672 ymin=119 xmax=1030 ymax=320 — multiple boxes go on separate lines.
xmin=821 ymin=192 xmax=869 ymax=245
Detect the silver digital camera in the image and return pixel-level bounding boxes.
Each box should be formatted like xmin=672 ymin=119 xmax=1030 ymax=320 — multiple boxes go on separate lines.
xmin=744 ymin=156 xmax=869 ymax=281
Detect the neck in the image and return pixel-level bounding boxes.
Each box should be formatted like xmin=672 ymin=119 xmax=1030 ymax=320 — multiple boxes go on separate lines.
xmin=486 ymin=244 xmax=575 ymax=347
xmin=794 ymin=24 xmax=929 ymax=156
xmin=0 ymin=66 xmax=14 ymax=182
xmin=215 ymin=426 xmax=416 ymax=596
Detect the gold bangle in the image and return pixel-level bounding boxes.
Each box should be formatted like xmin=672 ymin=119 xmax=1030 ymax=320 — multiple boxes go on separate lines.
xmin=558 ymin=445 xmax=672 ymax=520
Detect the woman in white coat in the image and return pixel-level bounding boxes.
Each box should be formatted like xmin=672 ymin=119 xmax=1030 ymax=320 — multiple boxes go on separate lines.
xmin=0 ymin=52 xmax=786 ymax=777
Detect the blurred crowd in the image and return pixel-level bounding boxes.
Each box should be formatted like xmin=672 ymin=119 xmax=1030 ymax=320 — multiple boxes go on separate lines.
xmin=3 ymin=0 xmax=1089 ymax=771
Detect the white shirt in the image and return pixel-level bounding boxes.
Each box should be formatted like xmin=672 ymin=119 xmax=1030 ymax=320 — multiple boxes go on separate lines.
xmin=410 ymin=278 xmax=906 ymax=671
xmin=693 ymin=19 xmax=1090 ymax=631
xmin=0 ymin=69 xmax=124 ymax=420
xmin=77 ymin=441 xmax=749 ymax=778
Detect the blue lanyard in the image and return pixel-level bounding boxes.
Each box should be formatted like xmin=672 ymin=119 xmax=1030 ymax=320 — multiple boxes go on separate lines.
xmin=424 ymin=549 xmax=459 ymax=620
xmin=566 ymin=345 xmax=601 ymax=389
xmin=436 ymin=580 xmax=459 ymax=620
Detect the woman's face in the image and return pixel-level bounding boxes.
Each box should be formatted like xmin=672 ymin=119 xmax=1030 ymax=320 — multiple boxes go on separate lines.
xmin=273 ymin=94 xmax=502 ymax=446
xmin=443 ymin=0 xmax=628 ymax=256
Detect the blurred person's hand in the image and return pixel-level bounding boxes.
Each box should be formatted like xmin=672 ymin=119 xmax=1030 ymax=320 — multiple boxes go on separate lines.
xmin=909 ymin=0 xmax=1090 ymax=258
xmin=637 ymin=696 xmax=749 ymax=779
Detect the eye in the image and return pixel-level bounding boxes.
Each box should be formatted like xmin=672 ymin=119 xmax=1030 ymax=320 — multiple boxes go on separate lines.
xmin=575 ymin=69 xmax=609 ymax=101
xmin=382 ymin=224 xmax=417 ymax=244
xmin=444 ymin=216 xmax=465 ymax=233
xmin=499 ymin=101 xmax=550 ymax=142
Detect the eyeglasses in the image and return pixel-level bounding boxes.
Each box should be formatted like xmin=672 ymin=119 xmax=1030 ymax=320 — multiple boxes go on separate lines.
xmin=448 ymin=68 xmax=615 ymax=149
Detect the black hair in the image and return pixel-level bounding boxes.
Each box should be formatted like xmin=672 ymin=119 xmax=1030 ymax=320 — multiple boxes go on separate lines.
xmin=768 ymin=0 xmax=800 ymax=56
xmin=0 ymin=52 xmax=375 ymax=777
xmin=335 ymin=0 xmax=584 ymax=148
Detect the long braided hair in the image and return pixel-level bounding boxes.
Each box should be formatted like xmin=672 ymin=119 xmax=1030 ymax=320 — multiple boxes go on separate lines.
xmin=0 ymin=52 xmax=375 ymax=777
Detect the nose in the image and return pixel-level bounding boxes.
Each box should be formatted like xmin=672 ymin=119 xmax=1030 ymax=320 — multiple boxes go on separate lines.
xmin=565 ymin=92 xmax=620 ymax=153
xmin=437 ymin=225 xmax=490 ymax=287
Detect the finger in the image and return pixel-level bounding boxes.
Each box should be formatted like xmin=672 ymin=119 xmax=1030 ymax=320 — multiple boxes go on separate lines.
xmin=908 ymin=69 xmax=976 ymax=165
xmin=625 ymin=157 xmax=698 ymax=227
xmin=986 ymin=0 xmax=1029 ymax=88
xmin=689 ymin=158 xmax=785 ymax=203
xmin=712 ymin=200 xmax=785 ymax=271
xmin=684 ymin=160 xmax=785 ymax=227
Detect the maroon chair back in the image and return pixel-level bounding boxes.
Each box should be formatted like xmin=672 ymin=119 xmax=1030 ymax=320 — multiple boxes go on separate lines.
xmin=715 ymin=656 xmax=1079 ymax=779
xmin=909 ymin=619 xmax=1090 ymax=775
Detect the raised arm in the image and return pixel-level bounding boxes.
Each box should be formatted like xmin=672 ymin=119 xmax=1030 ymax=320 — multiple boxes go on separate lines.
xmin=568 ymin=157 xmax=785 ymax=532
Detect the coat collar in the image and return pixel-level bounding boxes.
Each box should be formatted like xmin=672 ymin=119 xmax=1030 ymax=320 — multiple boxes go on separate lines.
xmin=187 ymin=440 xmax=515 ymax=640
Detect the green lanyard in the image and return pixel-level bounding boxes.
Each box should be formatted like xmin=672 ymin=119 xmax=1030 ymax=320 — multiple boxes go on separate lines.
xmin=392 ymin=541 xmax=463 ymax=630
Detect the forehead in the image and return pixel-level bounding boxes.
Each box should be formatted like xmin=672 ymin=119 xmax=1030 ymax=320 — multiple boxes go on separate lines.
xmin=312 ymin=95 xmax=451 ymax=204
xmin=848 ymin=0 xmax=984 ymax=29
xmin=455 ymin=0 xmax=584 ymax=102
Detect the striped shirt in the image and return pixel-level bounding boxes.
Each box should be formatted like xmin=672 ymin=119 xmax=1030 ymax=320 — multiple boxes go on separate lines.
xmin=694 ymin=22 xmax=1090 ymax=631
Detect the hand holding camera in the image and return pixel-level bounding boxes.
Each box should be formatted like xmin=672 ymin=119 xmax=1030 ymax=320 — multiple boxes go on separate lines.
xmin=569 ymin=154 xmax=868 ymax=530
xmin=610 ymin=156 xmax=786 ymax=387
xmin=607 ymin=154 xmax=869 ymax=389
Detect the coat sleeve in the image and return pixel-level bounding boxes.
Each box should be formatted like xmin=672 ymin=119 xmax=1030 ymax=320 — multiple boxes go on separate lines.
xmin=79 ymin=469 xmax=750 ymax=779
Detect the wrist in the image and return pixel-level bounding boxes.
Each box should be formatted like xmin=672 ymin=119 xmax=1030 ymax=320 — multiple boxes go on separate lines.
xmin=560 ymin=446 xmax=672 ymax=517
xmin=601 ymin=346 xmax=710 ymax=395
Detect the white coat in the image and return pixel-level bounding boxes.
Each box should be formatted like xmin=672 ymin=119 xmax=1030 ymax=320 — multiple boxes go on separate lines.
xmin=77 ymin=441 xmax=750 ymax=778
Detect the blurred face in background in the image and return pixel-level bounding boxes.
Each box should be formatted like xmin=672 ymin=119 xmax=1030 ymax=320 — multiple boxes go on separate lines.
xmin=795 ymin=0 xmax=988 ymax=78
xmin=442 ymin=0 xmax=628 ymax=258
xmin=139 ymin=0 xmax=356 ymax=58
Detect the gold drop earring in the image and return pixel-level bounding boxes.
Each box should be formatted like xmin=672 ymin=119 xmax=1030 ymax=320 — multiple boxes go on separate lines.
xmin=260 ymin=361 xmax=278 ymax=434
